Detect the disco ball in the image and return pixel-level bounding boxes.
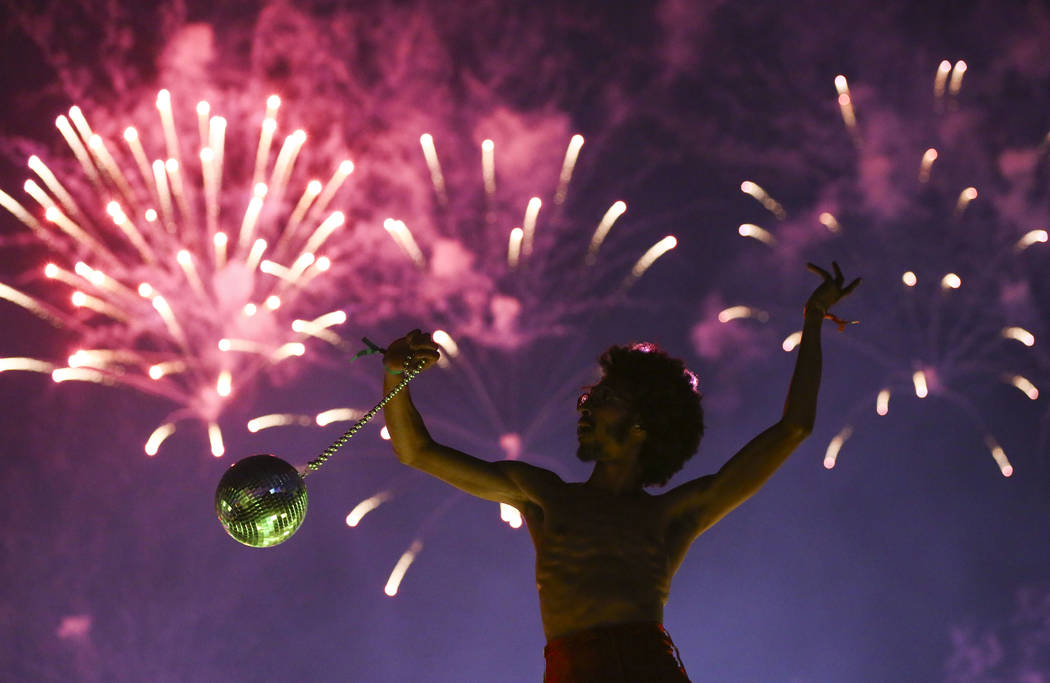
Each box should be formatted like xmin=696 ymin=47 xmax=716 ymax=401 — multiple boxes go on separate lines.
xmin=215 ymin=454 xmax=308 ymax=548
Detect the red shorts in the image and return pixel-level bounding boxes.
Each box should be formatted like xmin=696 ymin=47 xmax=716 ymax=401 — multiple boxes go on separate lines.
xmin=543 ymin=621 xmax=691 ymax=682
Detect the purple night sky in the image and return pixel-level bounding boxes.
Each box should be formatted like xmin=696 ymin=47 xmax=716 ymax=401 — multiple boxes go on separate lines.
xmin=1 ymin=1 xmax=1048 ymax=681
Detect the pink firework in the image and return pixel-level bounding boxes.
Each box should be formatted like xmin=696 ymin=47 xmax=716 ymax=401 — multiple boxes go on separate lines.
xmin=0 ymin=90 xmax=358 ymax=457
xmin=0 ymin=89 xmax=677 ymax=461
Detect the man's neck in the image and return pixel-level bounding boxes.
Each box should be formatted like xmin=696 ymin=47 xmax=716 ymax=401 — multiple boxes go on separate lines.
xmin=585 ymin=460 xmax=645 ymax=496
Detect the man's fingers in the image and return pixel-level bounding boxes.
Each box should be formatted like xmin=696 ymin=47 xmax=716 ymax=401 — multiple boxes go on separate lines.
xmin=808 ymin=262 xmax=858 ymax=292
xmin=406 ymin=329 xmax=439 ymax=349
xmin=390 ymin=330 xmax=439 ymax=359
xmin=806 ymin=262 xmax=832 ymax=281
xmin=413 ymin=338 xmax=440 ymax=353
xmin=412 ymin=349 xmax=441 ymax=369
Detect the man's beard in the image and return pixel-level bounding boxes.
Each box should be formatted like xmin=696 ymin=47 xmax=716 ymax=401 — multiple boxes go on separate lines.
xmin=576 ymin=416 xmax=634 ymax=463
xmin=576 ymin=441 xmax=600 ymax=462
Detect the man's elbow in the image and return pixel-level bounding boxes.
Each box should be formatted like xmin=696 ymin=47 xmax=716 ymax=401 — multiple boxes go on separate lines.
xmin=391 ymin=436 xmax=435 ymax=467
xmin=779 ymin=419 xmax=813 ymax=443
xmin=393 ymin=445 xmax=415 ymax=466
xmin=392 ymin=441 xmax=423 ymax=466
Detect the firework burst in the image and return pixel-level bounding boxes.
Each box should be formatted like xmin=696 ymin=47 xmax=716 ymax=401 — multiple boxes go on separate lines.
xmin=0 ymin=90 xmax=677 ymax=460
xmin=245 ymin=130 xmax=679 ymax=594
xmin=695 ymin=63 xmax=1048 ymax=477
xmin=0 ymin=3 xmax=688 ymax=606
xmin=0 ymin=90 xmax=359 ymax=457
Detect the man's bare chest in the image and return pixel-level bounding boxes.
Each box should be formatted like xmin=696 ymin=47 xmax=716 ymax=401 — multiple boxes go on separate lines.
xmin=528 ymin=494 xmax=668 ymax=561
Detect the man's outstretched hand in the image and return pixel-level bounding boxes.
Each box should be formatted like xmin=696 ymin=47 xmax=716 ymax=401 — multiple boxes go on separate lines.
xmin=805 ymin=262 xmax=860 ymax=329
xmin=383 ymin=329 xmax=441 ymax=375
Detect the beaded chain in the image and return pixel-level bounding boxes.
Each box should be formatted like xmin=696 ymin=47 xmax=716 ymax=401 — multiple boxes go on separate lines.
xmin=303 ymin=354 xmax=424 ymax=475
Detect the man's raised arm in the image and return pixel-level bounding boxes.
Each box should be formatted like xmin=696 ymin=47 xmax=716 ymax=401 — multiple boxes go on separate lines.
xmin=662 ymin=263 xmax=860 ymax=535
xmin=381 ymin=330 xmax=555 ymax=508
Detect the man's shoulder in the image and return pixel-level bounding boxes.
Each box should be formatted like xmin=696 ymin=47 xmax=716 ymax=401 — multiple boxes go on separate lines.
xmin=496 ymin=460 xmax=566 ymax=497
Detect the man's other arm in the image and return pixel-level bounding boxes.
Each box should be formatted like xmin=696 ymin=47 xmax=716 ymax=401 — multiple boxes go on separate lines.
xmin=382 ymin=330 xmax=559 ymax=509
xmin=661 ymin=263 xmax=859 ymax=538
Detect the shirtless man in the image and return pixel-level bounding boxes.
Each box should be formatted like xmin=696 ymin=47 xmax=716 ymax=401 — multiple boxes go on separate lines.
xmin=381 ymin=262 xmax=859 ymax=681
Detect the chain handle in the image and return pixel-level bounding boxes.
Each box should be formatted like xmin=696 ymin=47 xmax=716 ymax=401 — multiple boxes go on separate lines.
xmin=303 ymin=355 xmax=424 ymax=476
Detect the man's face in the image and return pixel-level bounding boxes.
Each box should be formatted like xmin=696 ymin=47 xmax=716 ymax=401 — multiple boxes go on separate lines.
xmin=575 ymin=382 xmax=639 ymax=462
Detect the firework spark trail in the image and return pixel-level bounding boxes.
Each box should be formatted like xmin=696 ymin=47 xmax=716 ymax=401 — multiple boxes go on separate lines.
xmin=695 ymin=62 xmax=1047 ymax=477
xmin=0 ymin=90 xmax=356 ymax=456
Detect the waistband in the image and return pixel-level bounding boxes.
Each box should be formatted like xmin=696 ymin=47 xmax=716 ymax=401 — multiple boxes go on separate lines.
xmin=543 ymin=621 xmax=689 ymax=682
xmin=545 ymin=620 xmax=671 ymax=649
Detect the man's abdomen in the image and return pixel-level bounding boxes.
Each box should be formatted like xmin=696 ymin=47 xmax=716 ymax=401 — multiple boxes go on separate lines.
xmin=534 ymin=538 xmax=670 ymax=640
